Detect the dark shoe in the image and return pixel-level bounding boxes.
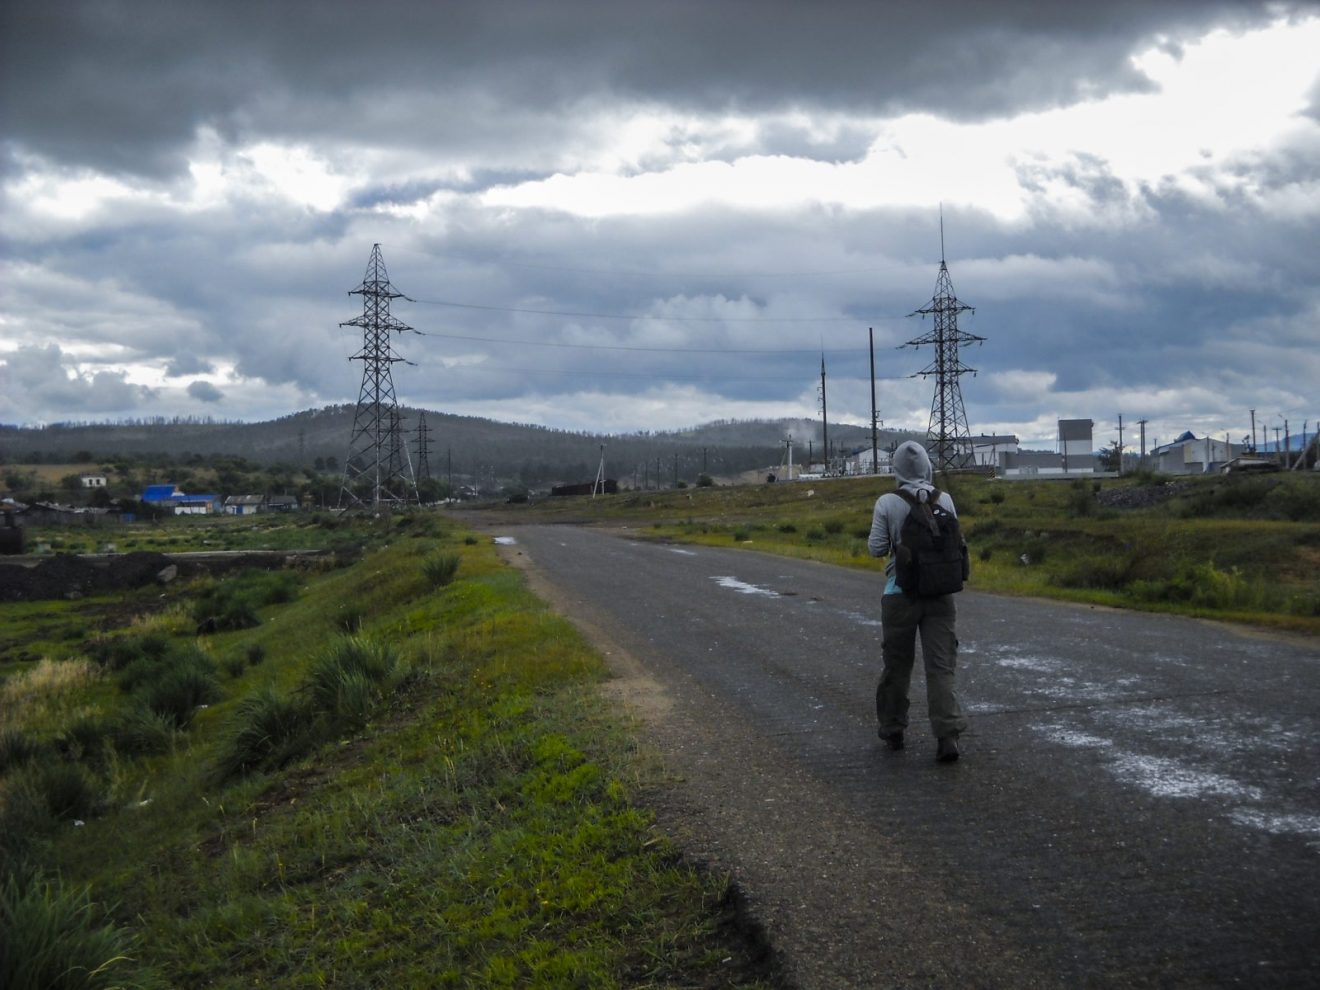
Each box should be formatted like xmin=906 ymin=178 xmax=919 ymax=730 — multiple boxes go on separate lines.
xmin=879 ymin=730 xmax=905 ymax=751
xmin=936 ymin=737 xmax=960 ymax=763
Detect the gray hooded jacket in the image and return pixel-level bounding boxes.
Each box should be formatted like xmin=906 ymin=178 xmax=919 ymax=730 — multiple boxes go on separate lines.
xmin=868 ymin=441 xmax=958 ymax=591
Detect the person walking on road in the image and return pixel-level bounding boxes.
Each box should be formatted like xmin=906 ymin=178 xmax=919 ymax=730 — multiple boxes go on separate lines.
xmin=868 ymin=440 xmax=967 ymax=762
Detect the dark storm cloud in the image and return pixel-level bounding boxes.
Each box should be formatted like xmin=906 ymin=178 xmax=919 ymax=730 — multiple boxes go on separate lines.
xmin=3 ymin=0 xmax=1305 ymax=178
xmin=165 ymin=354 xmax=215 ymax=377
xmin=186 ymin=380 xmax=224 ymax=403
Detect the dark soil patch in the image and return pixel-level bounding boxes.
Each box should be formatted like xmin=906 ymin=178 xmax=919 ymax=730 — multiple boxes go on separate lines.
xmin=0 ymin=552 xmax=174 ymax=602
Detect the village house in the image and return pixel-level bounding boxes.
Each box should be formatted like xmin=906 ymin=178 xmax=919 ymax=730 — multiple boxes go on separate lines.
xmin=224 ymin=495 xmax=266 ymax=516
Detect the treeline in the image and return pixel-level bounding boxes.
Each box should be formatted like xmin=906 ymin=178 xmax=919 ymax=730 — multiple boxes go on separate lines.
xmin=0 ymin=406 xmax=914 ymax=489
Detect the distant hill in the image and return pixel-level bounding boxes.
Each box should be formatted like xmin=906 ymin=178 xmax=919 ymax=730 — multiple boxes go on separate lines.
xmin=0 ymin=407 xmax=920 ymax=487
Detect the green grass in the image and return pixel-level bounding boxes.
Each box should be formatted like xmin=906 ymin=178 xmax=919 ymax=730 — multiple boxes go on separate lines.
xmin=463 ymin=471 xmax=1320 ymax=635
xmin=0 ymin=512 xmax=775 ymax=988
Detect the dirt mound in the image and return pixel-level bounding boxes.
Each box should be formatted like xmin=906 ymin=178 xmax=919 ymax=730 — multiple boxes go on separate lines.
xmin=0 ymin=551 xmax=174 ymax=602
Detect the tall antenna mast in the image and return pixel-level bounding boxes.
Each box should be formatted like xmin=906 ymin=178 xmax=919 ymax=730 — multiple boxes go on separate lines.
xmin=339 ymin=244 xmax=417 ymax=509
xmin=904 ymin=214 xmax=985 ymax=472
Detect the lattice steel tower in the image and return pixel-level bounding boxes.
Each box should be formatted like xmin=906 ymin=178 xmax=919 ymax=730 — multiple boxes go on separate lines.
xmin=339 ymin=244 xmax=417 ymax=509
xmin=905 ymin=222 xmax=985 ymax=471
xmin=413 ymin=410 xmax=432 ymax=482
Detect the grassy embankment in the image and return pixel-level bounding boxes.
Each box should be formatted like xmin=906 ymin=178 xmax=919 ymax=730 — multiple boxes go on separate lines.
xmin=0 ymin=512 xmax=774 ymax=989
xmin=464 ymin=471 xmax=1320 ymax=636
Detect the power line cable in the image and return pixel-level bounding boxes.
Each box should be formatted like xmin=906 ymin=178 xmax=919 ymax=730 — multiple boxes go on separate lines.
xmin=417 ymin=362 xmax=910 ymax=384
xmin=408 ymin=327 xmax=875 ymax=354
xmin=402 ymin=295 xmax=904 ymax=324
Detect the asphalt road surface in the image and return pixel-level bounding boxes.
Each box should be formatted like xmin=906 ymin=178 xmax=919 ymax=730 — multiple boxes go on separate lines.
xmin=493 ymin=523 xmax=1320 ymax=989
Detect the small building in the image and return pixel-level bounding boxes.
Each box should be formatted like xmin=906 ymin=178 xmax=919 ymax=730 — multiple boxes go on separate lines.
xmin=225 ymin=494 xmax=265 ymax=516
xmin=23 ymin=501 xmax=116 ymax=527
xmin=142 ymin=484 xmax=185 ymax=507
xmin=266 ymin=495 xmax=300 ymax=513
xmin=80 ymin=475 xmax=108 ymax=488
xmin=175 ymin=494 xmax=222 ymax=516
xmin=1151 ymin=432 xmax=1246 ymax=475
xmin=970 ymin=435 xmax=1019 ymax=469
xmin=843 ymin=447 xmax=891 ymax=475
xmin=998 ymin=420 xmax=1097 ymax=478
xmin=1059 ymin=420 xmax=1095 ymax=473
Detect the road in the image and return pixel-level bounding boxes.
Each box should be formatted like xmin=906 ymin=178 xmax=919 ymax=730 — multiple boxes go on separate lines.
xmin=492 ymin=523 xmax=1320 ymax=989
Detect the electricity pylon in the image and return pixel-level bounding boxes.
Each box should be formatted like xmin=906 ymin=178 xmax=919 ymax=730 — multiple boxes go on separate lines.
xmin=905 ymin=220 xmax=985 ymax=471
xmin=413 ymin=410 xmax=432 ymax=481
xmin=339 ymin=244 xmax=418 ymax=509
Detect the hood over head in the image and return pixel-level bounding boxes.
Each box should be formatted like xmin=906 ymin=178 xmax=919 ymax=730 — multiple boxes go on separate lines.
xmin=893 ymin=441 xmax=937 ymax=501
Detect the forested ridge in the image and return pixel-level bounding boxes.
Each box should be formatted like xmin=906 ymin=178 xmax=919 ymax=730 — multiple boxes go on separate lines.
xmin=1 ymin=406 xmax=916 ymax=486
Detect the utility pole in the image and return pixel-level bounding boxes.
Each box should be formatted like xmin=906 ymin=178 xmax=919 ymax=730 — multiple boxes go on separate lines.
xmin=869 ymin=327 xmax=879 ymax=475
xmin=593 ymin=444 xmax=606 ymax=497
xmin=819 ymin=354 xmax=829 ymax=477
xmin=339 ymin=244 xmax=417 ymax=510
xmin=1250 ymin=409 xmax=1257 ymax=453
xmin=1138 ymin=419 xmax=1148 ymax=469
xmin=1117 ymin=414 xmax=1125 ymax=475
xmin=905 ymin=213 xmax=984 ymax=471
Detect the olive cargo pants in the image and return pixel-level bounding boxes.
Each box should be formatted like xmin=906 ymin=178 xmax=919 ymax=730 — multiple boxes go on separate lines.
xmin=877 ymin=592 xmax=966 ymax=740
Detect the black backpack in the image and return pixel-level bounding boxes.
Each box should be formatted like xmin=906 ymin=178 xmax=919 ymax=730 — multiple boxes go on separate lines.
xmin=894 ymin=487 xmax=969 ymax=597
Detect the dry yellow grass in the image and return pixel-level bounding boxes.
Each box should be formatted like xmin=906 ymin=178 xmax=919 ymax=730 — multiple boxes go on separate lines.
xmin=0 ymin=656 xmax=103 ymax=731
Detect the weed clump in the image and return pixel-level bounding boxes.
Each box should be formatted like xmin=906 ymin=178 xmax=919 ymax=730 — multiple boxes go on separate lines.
xmin=213 ymin=689 xmax=315 ymax=782
xmin=305 ymin=636 xmax=403 ymax=728
xmin=192 ymin=570 xmax=299 ymax=634
xmin=0 ymin=873 xmax=157 ymax=990
xmin=422 ymin=552 xmax=461 ymax=587
xmin=116 ymin=646 xmax=221 ymax=729
xmin=214 ymin=636 xmax=403 ymax=782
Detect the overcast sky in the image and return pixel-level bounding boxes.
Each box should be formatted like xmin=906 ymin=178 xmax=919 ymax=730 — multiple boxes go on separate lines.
xmin=2 ymin=1 xmax=1318 ymax=450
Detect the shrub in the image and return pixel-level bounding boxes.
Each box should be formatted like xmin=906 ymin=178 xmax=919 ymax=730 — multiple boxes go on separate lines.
xmin=421 ymin=552 xmax=461 ymax=587
xmin=304 ymin=637 xmax=401 ymax=729
xmin=823 ymin=519 xmax=845 ymax=535
xmin=1129 ymin=562 xmax=1260 ymax=610
xmin=138 ymin=650 xmax=221 ymax=729
xmin=213 ymin=689 xmax=314 ymax=782
xmin=776 ymin=522 xmax=797 ymax=533
xmin=732 ymin=529 xmax=750 ymax=542
xmin=90 ymin=633 xmax=170 ymax=672
xmin=56 ymin=716 xmax=112 ymax=764
xmin=335 ymin=604 xmax=365 ymax=633
xmin=1066 ymin=479 xmax=1095 ymax=517
xmin=0 ymin=873 xmax=154 ymax=990
xmin=0 ymin=729 xmax=42 ymax=774
xmin=192 ymin=570 xmax=299 ymax=633
xmin=9 ymin=760 xmax=105 ymax=823
xmin=109 ymin=705 xmax=176 ymax=757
